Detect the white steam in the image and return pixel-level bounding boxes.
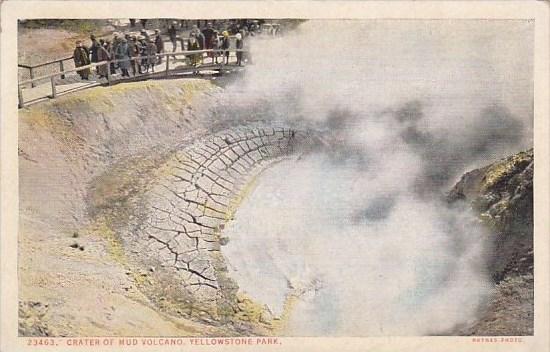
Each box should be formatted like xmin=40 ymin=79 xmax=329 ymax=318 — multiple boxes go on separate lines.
xmin=224 ymin=155 xmax=489 ymax=335
xmin=220 ymin=20 xmax=533 ymax=335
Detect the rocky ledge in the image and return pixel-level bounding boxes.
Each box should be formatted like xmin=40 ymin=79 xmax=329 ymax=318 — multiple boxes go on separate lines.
xmin=448 ymin=149 xmax=533 ymax=335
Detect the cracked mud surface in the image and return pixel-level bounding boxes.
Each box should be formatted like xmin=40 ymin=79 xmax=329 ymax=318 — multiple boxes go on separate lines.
xmin=111 ymin=125 xmax=309 ymax=334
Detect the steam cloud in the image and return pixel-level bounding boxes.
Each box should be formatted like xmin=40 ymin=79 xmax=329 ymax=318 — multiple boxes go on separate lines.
xmin=220 ymin=20 xmax=533 ymax=335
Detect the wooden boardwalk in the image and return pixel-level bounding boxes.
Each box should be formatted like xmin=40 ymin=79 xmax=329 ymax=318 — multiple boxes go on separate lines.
xmin=18 ymin=45 xmax=246 ymax=108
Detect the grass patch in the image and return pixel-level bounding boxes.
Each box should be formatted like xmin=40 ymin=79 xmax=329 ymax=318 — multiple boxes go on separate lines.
xmin=20 ymin=19 xmax=106 ymax=35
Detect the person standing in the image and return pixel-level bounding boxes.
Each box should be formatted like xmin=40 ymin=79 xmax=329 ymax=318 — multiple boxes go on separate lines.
xmin=115 ymin=38 xmax=131 ymax=77
xmin=211 ymin=30 xmax=220 ymax=64
xmin=187 ymin=36 xmax=201 ymax=68
xmin=96 ymin=40 xmax=111 ymax=79
xmin=168 ymin=21 xmax=178 ymax=57
xmin=221 ymin=31 xmax=231 ymax=64
xmin=111 ymin=33 xmax=121 ymax=73
xmin=154 ymin=29 xmax=164 ymax=64
xmin=88 ymin=34 xmax=100 ymax=76
xmin=89 ymin=35 xmax=100 ymax=64
xmin=138 ymin=35 xmax=148 ymax=73
xmin=73 ymin=41 xmax=91 ymax=80
xmin=104 ymin=40 xmax=116 ymax=75
xmin=202 ymin=22 xmax=215 ymax=62
xmin=128 ymin=36 xmax=140 ymax=76
xmin=145 ymin=39 xmax=157 ymax=73
xmin=235 ymin=32 xmax=244 ymax=66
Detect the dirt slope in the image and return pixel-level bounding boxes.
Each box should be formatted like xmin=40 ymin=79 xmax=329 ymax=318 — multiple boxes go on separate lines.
xmin=18 ymin=79 xmax=233 ymax=336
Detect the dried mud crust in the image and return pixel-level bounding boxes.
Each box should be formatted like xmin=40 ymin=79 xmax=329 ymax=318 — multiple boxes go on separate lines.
xmin=98 ymin=124 xmax=308 ymax=335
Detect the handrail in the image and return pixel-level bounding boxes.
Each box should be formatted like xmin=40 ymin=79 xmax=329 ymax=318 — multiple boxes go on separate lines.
xmin=18 ymin=56 xmax=74 ymax=70
xmin=19 ymin=49 xmax=247 ymax=86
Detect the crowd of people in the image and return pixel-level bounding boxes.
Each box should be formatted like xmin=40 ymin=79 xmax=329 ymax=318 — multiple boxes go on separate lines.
xmin=72 ymin=20 xmax=256 ymax=80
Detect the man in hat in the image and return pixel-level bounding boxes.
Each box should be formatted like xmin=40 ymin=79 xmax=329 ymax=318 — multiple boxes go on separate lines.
xmin=128 ymin=35 xmax=140 ymax=76
xmin=168 ymin=21 xmax=178 ymax=58
xmin=138 ymin=35 xmax=148 ymax=73
xmin=202 ymin=23 xmax=215 ymax=49
xmin=96 ymin=39 xmax=110 ymax=79
xmin=89 ymin=34 xmax=100 ymax=63
xmin=202 ymin=22 xmax=216 ymax=63
xmin=104 ymin=39 xmax=116 ymax=75
xmin=115 ymin=37 xmax=131 ymax=77
xmin=154 ymin=29 xmax=164 ymax=64
xmin=145 ymin=39 xmax=157 ymax=73
xmin=73 ymin=40 xmax=91 ymax=80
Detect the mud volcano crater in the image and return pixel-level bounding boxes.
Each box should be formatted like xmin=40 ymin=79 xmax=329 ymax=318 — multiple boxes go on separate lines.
xmin=117 ymin=124 xmax=314 ymax=335
xmin=18 ymin=79 xmax=533 ymax=337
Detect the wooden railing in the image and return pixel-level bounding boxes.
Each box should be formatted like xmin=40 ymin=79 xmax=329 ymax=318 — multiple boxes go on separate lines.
xmin=18 ymin=56 xmax=74 ymax=88
xmin=18 ymin=48 xmax=247 ymax=108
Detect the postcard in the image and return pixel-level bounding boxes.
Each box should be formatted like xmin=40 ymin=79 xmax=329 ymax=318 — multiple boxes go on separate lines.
xmin=1 ymin=1 xmax=548 ymax=351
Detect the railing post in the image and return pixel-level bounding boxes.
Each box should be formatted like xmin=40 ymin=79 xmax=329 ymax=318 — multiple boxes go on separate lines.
xmin=106 ymin=61 xmax=112 ymax=85
xmin=50 ymin=76 xmax=57 ymax=98
xmin=18 ymin=84 xmax=24 ymax=108
xmin=165 ymin=54 xmax=170 ymax=77
xmin=59 ymin=60 xmax=65 ymax=79
xmin=219 ymin=50 xmax=226 ymax=76
xmin=29 ymin=67 xmax=35 ymax=88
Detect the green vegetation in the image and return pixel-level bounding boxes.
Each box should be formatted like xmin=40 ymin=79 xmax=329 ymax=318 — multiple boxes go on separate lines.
xmin=19 ymin=19 xmax=106 ymax=35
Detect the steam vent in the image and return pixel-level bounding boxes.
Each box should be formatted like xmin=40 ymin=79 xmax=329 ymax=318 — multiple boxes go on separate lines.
xmin=17 ymin=19 xmax=534 ymax=338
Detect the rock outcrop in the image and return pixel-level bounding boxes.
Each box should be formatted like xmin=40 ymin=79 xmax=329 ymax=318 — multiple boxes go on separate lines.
xmin=448 ymin=149 xmax=533 ymax=335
